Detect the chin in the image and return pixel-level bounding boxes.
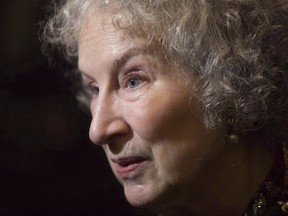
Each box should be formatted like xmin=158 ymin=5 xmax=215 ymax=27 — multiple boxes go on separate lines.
xmin=124 ymin=184 xmax=158 ymax=208
xmin=124 ymin=184 xmax=154 ymax=207
xmin=123 ymin=181 xmax=173 ymax=211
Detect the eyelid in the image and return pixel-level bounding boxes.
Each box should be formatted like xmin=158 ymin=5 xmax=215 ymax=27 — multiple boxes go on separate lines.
xmin=83 ymin=80 xmax=99 ymax=96
xmin=120 ymin=71 xmax=150 ymax=91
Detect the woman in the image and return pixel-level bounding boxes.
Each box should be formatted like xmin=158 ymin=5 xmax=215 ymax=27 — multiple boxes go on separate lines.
xmin=43 ymin=0 xmax=288 ymax=215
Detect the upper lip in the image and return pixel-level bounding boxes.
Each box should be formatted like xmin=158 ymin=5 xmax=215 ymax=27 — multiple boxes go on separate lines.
xmin=111 ymin=156 xmax=148 ymax=167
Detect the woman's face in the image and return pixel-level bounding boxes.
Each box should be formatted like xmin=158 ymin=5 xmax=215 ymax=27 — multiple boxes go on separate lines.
xmin=78 ymin=14 xmax=225 ymax=210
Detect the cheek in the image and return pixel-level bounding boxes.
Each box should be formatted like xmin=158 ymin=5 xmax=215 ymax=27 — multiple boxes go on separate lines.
xmin=126 ymin=107 xmax=170 ymax=140
xmin=152 ymin=129 xmax=224 ymax=186
xmin=123 ymin=91 xmax=198 ymax=142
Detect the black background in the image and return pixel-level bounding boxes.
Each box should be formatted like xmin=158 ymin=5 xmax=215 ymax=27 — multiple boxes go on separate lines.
xmin=0 ymin=0 xmax=152 ymax=215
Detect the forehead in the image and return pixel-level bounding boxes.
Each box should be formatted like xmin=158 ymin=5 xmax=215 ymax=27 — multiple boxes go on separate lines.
xmin=78 ymin=12 xmax=162 ymax=74
xmin=79 ymin=12 xmax=121 ymax=49
xmin=78 ymin=12 xmax=129 ymax=71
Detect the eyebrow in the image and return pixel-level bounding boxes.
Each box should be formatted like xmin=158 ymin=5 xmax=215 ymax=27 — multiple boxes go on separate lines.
xmin=79 ymin=69 xmax=93 ymax=81
xmin=114 ymin=47 xmax=145 ymax=70
xmin=79 ymin=47 xmax=146 ymax=78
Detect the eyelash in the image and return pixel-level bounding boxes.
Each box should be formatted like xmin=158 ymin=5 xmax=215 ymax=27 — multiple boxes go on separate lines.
xmin=82 ymin=68 xmax=148 ymax=96
xmin=121 ymin=70 xmax=147 ymax=89
xmin=84 ymin=82 xmax=99 ymax=96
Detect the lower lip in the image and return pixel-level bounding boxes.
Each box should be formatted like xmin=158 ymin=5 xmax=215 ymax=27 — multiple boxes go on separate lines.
xmin=115 ymin=161 xmax=146 ymax=178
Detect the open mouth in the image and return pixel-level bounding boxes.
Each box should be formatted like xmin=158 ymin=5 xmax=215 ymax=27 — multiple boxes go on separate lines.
xmin=113 ymin=156 xmax=147 ymax=166
xmin=112 ymin=156 xmax=148 ymax=177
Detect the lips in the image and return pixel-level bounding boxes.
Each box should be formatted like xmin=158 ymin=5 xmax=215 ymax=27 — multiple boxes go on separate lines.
xmin=112 ymin=156 xmax=148 ymax=178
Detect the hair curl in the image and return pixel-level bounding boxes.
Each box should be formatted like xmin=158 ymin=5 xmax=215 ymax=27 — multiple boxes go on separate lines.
xmin=42 ymin=0 xmax=288 ymax=140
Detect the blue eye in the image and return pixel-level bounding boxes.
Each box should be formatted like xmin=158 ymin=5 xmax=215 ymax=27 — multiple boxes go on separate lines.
xmin=92 ymin=86 xmax=100 ymax=95
xmin=85 ymin=85 xmax=99 ymax=96
xmin=127 ymin=78 xmax=140 ymax=88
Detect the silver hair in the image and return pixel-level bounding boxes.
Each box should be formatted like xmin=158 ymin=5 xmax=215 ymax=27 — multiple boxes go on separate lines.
xmin=42 ymin=0 xmax=288 ymax=139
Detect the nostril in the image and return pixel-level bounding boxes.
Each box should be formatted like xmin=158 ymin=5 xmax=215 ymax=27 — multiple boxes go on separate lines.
xmin=89 ymin=125 xmax=108 ymax=146
xmin=89 ymin=117 xmax=130 ymax=146
xmin=107 ymin=132 xmax=133 ymax=154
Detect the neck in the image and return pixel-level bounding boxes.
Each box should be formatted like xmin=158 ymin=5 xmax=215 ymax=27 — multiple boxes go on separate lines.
xmin=155 ymin=133 xmax=276 ymax=216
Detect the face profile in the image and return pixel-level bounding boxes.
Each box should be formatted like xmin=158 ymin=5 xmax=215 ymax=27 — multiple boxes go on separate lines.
xmin=78 ymin=13 xmax=225 ymax=212
xmin=43 ymin=0 xmax=288 ymax=215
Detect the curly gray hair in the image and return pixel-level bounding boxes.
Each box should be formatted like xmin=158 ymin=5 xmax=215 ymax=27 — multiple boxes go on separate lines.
xmin=43 ymin=0 xmax=288 ymax=140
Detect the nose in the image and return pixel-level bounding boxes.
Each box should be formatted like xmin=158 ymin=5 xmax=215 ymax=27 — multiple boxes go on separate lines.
xmin=89 ymin=94 xmax=130 ymax=146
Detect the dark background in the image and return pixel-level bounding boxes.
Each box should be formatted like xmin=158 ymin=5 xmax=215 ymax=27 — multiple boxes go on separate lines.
xmin=1 ymin=0 xmax=286 ymax=215
xmin=0 ymin=0 xmax=152 ymax=215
